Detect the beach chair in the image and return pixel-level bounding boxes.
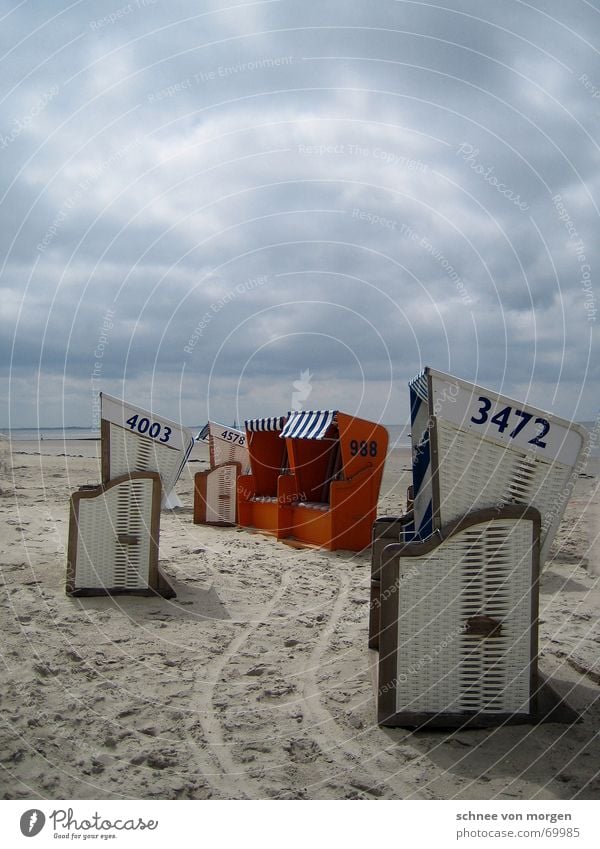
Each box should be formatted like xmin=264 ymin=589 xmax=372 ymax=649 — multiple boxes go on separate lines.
xmin=237 ymin=416 xmax=289 ymax=537
xmin=193 ymin=421 xmax=250 ymax=525
xmin=369 ymin=366 xmax=588 ymax=648
xmin=405 ymin=367 xmax=587 ymax=557
xmin=377 ymin=506 xmax=542 ymax=728
xmin=66 ymin=472 xmax=173 ymax=597
xmin=100 ymin=392 xmax=195 ymax=508
xmin=280 ymin=410 xmax=389 ymax=551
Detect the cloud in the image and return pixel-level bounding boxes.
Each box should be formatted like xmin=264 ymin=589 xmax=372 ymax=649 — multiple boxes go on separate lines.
xmin=1 ymin=0 xmax=598 ymax=427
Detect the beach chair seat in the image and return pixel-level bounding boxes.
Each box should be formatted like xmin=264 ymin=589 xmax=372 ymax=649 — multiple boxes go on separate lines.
xmin=193 ymin=422 xmax=249 ymax=525
xmin=100 ymin=392 xmax=194 ymax=509
xmin=66 ymin=472 xmax=173 ymax=597
xmin=377 ymin=506 xmax=541 ymax=728
xmin=281 ymin=410 xmax=389 ymax=551
xmin=295 ymin=501 xmax=330 ymax=512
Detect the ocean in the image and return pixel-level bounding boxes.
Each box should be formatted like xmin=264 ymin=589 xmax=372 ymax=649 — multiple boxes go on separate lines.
xmin=0 ymin=427 xmax=102 ymax=441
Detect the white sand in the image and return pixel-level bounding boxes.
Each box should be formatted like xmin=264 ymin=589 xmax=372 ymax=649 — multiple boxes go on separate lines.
xmin=0 ymin=439 xmax=598 ymax=800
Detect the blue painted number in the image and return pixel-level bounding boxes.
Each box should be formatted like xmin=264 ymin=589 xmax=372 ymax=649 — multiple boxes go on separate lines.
xmin=470 ymin=397 xmax=549 ymax=448
xmin=126 ymin=414 xmax=171 ymax=443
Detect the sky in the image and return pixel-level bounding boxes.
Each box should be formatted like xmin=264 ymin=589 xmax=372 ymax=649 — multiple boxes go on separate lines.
xmin=1 ymin=0 xmax=598 ymax=428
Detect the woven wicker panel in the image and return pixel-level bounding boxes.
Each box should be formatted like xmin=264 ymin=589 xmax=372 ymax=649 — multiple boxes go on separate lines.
xmin=205 ymin=465 xmax=238 ymax=524
xmin=436 ymin=420 xmax=570 ymax=561
xmin=73 ymin=477 xmax=154 ymax=590
xmin=109 ymin=423 xmax=183 ymax=496
xmin=212 ymin=436 xmax=249 ymax=470
xmin=395 ymin=518 xmax=533 ymax=715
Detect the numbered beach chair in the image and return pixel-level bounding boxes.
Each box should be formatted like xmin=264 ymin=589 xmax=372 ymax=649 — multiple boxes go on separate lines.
xmin=193 ymin=421 xmax=250 ymax=525
xmin=237 ymin=415 xmax=289 ymax=537
xmin=65 ymin=393 xmax=193 ymax=597
xmin=100 ymin=392 xmax=195 ymax=508
xmin=377 ymin=506 xmax=543 ymax=728
xmin=280 ymin=410 xmax=389 ymax=551
xmin=66 ymin=472 xmax=173 ymax=597
xmin=405 ymin=367 xmax=587 ymax=556
xmin=369 ymin=367 xmax=588 ymax=649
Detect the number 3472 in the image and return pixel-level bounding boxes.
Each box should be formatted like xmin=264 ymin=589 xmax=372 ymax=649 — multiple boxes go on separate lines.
xmin=470 ymin=397 xmax=550 ymax=448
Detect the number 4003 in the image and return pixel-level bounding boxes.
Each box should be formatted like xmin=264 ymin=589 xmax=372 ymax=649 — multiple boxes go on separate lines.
xmin=126 ymin=414 xmax=172 ymax=443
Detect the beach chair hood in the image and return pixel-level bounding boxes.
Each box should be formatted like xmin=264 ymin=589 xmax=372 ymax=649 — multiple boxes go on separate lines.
xmin=407 ymin=366 xmax=588 ymax=562
xmin=279 ymin=410 xmax=336 ymax=440
xmin=100 ymin=392 xmax=194 ymax=507
xmin=245 ymin=416 xmax=286 ymax=432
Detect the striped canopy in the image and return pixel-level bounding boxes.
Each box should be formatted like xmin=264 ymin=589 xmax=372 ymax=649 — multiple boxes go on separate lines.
xmin=245 ymin=416 xmax=286 ymax=433
xmin=409 ymin=370 xmax=429 ymax=403
xmin=280 ymin=410 xmax=337 ymax=440
xmin=196 ymin=423 xmax=210 ymax=442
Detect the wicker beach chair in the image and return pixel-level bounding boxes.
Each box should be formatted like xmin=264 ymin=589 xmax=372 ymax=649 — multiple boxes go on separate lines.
xmin=193 ymin=421 xmax=250 ymax=525
xmin=280 ymin=410 xmax=388 ymax=551
xmin=237 ymin=415 xmax=289 ymax=537
xmin=369 ymin=367 xmax=588 ymax=648
xmin=377 ymin=506 xmax=542 ymax=728
xmin=66 ymin=472 xmax=173 ymax=597
xmin=405 ymin=367 xmax=587 ymax=558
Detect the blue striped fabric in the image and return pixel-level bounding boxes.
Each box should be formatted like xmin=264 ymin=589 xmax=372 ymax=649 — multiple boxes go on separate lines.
xmin=408 ymin=373 xmax=433 ymax=540
xmin=174 ymin=435 xmax=196 ymax=487
xmin=196 ymin=423 xmax=210 ymax=442
xmin=279 ymin=410 xmax=336 ymax=440
xmin=411 ymin=429 xmax=430 ymax=496
xmin=245 ymin=416 xmax=286 ymax=433
xmin=410 ymin=370 xmax=429 ymax=404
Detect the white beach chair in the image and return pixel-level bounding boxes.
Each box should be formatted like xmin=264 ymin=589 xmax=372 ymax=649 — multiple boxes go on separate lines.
xmin=66 ymin=472 xmax=172 ymax=596
xmin=100 ymin=392 xmax=194 ymax=509
xmin=193 ymin=421 xmax=250 ymax=525
xmin=369 ymin=367 xmax=588 ymax=648
xmin=377 ymin=506 xmax=542 ymax=728
xmin=406 ymin=367 xmax=588 ymax=561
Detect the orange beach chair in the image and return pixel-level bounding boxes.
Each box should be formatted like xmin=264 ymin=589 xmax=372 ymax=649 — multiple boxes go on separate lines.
xmin=237 ymin=416 xmax=289 ymax=537
xmin=280 ymin=410 xmax=389 ymax=551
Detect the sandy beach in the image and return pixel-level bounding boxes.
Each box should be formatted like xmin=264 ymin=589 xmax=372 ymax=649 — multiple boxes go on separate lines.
xmin=0 ymin=437 xmax=598 ymax=800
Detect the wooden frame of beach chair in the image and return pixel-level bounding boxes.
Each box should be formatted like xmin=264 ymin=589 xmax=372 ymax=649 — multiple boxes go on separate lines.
xmin=377 ymin=506 xmax=541 ymax=728
xmin=100 ymin=392 xmax=195 ymax=509
xmin=237 ymin=416 xmax=289 ymax=537
xmin=369 ymin=367 xmax=589 ymax=649
xmin=193 ymin=422 xmax=250 ymax=525
xmin=369 ymin=514 xmax=413 ymax=648
xmin=66 ymin=471 xmax=173 ymax=597
xmin=280 ymin=410 xmax=389 ymax=551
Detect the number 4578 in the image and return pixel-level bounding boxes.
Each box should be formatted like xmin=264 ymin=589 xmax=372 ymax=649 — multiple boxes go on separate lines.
xmin=470 ymin=396 xmax=550 ymax=448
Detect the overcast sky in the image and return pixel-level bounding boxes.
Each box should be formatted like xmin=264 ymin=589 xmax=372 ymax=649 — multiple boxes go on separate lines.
xmin=1 ymin=0 xmax=598 ymax=428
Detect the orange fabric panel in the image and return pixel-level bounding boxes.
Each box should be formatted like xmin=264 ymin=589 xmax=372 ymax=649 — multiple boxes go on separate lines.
xmin=246 ymin=430 xmax=286 ymax=495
